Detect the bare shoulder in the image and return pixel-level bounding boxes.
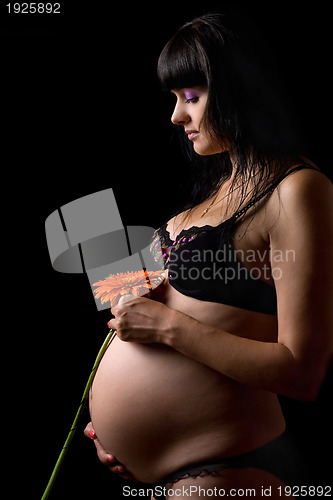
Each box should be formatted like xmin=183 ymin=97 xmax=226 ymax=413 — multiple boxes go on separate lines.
xmin=278 ymin=167 xmax=333 ymax=202
xmin=267 ymin=167 xmax=333 ymax=234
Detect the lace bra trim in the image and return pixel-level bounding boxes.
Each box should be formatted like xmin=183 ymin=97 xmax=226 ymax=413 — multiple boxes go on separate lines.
xmin=161 ymin=217 xmax=234 ymax=246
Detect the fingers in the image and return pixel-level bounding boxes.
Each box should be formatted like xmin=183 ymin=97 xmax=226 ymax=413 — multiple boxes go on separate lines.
xmin=107 ymin=318 xmax=117 ymax=330
xmin=118 ymin=294 xmax=136 ymax=305
xmin=84 ymin=421 xmax=95 ymax=438
xmin=84 ymin=422 xmax=135 ymax=480
xmin=94 ymin=439 xmax=135 ymax=479
xmin=92 ymin=434 xmax=116 ymax=467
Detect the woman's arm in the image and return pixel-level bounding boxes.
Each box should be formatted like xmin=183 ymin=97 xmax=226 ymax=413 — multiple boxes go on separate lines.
xmin=110 ymin=170 xmax=333 ymax=401
xmin=165 ymin=170 xmax=333 ymax=401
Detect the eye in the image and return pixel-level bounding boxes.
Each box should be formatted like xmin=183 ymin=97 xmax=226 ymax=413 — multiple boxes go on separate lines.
xmin=185 ymin=97 xmax=199 ymax=104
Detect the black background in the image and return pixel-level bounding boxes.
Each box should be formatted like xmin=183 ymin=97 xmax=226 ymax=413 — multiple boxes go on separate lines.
xmin=2 ymin=2 xmax=332 ymax=499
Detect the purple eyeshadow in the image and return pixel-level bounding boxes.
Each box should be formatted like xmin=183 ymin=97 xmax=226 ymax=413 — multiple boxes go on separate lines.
xmin=184 ymin=90 xmax=200 ymax=100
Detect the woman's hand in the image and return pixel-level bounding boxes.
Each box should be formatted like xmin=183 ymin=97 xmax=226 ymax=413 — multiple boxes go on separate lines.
xmin=108 ymin=297 xmax=177 ymax=344
xmin=84 ymin=422 xmax=136 ymax=481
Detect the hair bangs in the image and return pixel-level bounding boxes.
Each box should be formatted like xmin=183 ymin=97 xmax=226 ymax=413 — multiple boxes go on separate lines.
xmin=157 ymin=29 xmax=208 ymax=92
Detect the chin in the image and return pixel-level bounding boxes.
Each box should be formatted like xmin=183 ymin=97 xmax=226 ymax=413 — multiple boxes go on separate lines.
xmin=195 ymin=141 xmax=230 ymax=156
xmin=193 ymin=137 xmax=224 ymax=156
xmin=194 ymin=145 xmax=223 ymax=156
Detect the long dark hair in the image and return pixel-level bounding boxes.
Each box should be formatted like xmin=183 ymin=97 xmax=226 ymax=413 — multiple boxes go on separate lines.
xmin=157 ymin=12 xmax=305 ymax=214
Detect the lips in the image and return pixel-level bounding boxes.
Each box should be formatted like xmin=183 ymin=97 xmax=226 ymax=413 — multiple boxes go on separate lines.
xmin=185 ymin=130 xmax=200 ymax=141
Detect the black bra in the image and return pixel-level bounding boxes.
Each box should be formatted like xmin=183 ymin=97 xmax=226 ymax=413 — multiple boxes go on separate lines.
xmin=151 ymin=166 xmax=318 ymax=315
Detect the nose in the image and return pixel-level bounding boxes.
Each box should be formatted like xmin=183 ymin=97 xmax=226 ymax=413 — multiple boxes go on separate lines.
xmin=171 ymin=101 xmax=189 ymax=126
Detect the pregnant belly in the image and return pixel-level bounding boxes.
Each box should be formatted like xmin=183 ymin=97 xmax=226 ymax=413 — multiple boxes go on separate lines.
xmin=90 ymin=336 xmax=236 ymax=482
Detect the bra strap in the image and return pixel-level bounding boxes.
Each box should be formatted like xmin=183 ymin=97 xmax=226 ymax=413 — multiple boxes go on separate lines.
xmin=233 ymin=165 xmax=318 ymax=221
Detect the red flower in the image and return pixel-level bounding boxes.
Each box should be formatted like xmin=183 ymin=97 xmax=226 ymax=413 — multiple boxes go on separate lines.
xmin=93 ymin=269 xmax=165 ymax=307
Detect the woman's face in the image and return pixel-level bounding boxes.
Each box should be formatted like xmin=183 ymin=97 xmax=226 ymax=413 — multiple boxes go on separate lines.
xmin=170 ymin=86 xmax=223 ymax=156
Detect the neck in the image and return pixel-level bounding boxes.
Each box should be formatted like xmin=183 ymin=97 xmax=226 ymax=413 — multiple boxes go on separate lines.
xmin=227 ymin=149 xmax=238 ymax=171
xmin=227 ymin=147 xmax=258 ymax=173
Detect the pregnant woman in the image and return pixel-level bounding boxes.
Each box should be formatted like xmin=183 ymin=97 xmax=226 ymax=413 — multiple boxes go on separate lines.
xmin=85 ymin=14 xmax=333 ymax=499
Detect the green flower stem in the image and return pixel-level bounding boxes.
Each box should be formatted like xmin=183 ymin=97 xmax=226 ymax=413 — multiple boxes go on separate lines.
xmin=41 ymin=328 xmax=116 ymax=500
